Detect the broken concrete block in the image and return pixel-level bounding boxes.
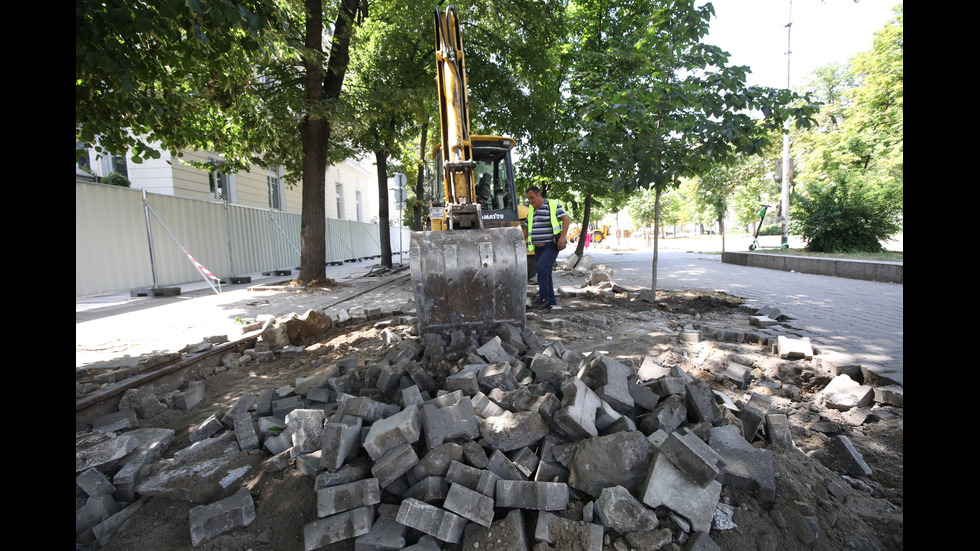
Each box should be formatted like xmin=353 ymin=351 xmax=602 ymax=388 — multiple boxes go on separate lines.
xmin=553 ymin=377 xmax=602 ymax=439
xmin=76 ymin=434 xmax=138 ymax=472
xmin=814 ymin=435 xmax=873 ymax=477
xmin=534 ymin=511 xmax=603 ymax=551
xmin=420 ymin=397 xmax=480 ymax=450
xmin=594 ymin=484 xmax=659 ymax=534
xmin=321 ymin=414 xmax=363 ymax=471
xmin=495 ymin=480 xmax=569 ymax=510
xmin=221 ymin=392 xmax=256 ymax=426
xmin=685 ymin=378 xmax=723 ymax=424
xmin=303 ymin=506 xmax=374 ymax=550
xmin=819 ymin=374 xmax=874 ymax=411
xmin=295 ymin=366 xmax=339 ymax=396
xmin=444 ymin=483 xmax=495 ymax=527
xmin=478 ymin=362 xmax=519 ymax=392
xmin=444 ymin=365 xmax=481 ymax=395
xmin=708 ymin=425 xmax=776 ymax=504
xmin=412 ymin=443 xmax=464 ymax=480
xmin=371 ymin=443 xmax=419 ymax=488
xmin=405 ymin=476 xmax=449 ymax=503
xmin=354 ymin=503 xmax=406 ymax=551
xmin=765 ymin=413 xmax=795 ymax=451
xmin=641 ymin=453 xmax=722 ymax=534
xmin=638 ymin=394 xmax=687 ymax=435
xmin=316 ymin=478 xmax=380 ymax=517
xmin=286 ymin=408 xmax=327 ymax=455
xmin=874 ymin=385 xmax=904 ymax=407
xmin=76 ymin=467 xmax=116 ymax=497
xmin=174 ymin=380 xmax=206 ymax=410
xmin=476 ymin=336 xmax=512 ymax=363
xmin=136 ymin=432 xmax=253 ymax=504
xmin=232 ymin=412 xmax=259 ymax=452
xmin=659 ymin=428 xmax=726 ymax=488
xmin=486 ymin=449 xmax=528 ymax=481
xmin=749 ymin=315 xmax=778 ymax=328
xmin=119 ymin=385 xmax=167 ymax=419
xmin=739 ymin=393 xmax=773 ymax=442
xmin=577 ymin=352 xmax=635 ymax=413
xmin=189 ymin=488 xmax=256 ymax=546
xmin=568 ymin=431 xmax=655 ymax=499
xmin=92 ymin=408 xmax=139 ymax=433
xmin=479 ymin=410 xmax=550 ymax=452
xmin=363 ymin=405 xmax=421 ymax=460
xmin=528 ymin=353 xmax=569 ymax=387
xmin=76 ymin=494 xmax=119 ymax=538
xmin=446 ymin=460 xmax=499 ymax=497
xmin=343 ymin=396 xmax=401 ymax=423
xmin=463 ymin=508 xmax=528 ymax=551
xmin=777 ymin=335 xmax=813 ymax=360
xmin=395 ymin=498 xmax=468 ymax=543
xmin=719 ymin=361 xmax=752 ymax=389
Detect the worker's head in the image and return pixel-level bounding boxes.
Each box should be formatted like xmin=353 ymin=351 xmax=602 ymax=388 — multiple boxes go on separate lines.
xmin=525 ymin=186 xmax=544 ymax=210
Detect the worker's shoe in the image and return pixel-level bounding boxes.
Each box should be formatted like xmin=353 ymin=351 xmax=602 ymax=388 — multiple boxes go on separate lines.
xmin=529 ymin=298 xmax=554 ymax=311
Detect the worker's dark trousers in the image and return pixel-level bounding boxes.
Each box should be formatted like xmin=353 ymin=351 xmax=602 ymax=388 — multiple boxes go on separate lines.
xmin=534 ymin=241 xmax=559 ymax=305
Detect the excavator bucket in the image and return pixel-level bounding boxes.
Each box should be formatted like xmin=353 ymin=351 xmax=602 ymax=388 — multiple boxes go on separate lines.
xmin=410 ymin=226 xmax=527 ymax=339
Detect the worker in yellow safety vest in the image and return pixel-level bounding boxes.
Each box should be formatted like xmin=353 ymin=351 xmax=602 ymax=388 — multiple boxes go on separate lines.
xmin=524 ymin=186 xmax=570 ymax=310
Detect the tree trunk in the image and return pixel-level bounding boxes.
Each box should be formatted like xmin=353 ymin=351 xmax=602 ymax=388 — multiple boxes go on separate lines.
xmin=573 ymin=193 xmax=593 ymax=259
xmin=297 ymin=0 xmax=361 ymax=285
xmin=414 ymin=119 xmax=429 ymax=231
xmin=651 ymin=186 xmax=661 ymax=294
xmin=376 ymin=149 xmax=393 ymax=268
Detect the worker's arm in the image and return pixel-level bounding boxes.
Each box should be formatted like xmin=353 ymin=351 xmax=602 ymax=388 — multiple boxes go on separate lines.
xmin=557 ymin=215 xmax=571 ymax=250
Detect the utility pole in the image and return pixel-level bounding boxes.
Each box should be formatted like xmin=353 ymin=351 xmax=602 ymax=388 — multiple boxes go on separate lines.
xmin=780 ymin=0 xmax=793 ymax=248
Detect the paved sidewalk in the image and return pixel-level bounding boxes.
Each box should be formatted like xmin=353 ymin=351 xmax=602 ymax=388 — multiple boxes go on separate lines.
xmin=578 ymin=249 xmax=903 ymax=378
xmin=75 ymin=261 xmax=415 ymax=370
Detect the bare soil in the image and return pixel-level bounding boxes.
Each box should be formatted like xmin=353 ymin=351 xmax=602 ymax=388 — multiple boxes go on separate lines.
xmin=84 ymin=289 xmax=902 ymax=551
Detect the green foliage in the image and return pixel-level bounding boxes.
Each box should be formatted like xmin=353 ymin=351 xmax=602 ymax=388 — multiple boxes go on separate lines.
xmin=757 ymin=224 xmax=782 ymax=236
xmin=76 ymin=0 xmax=293 ymax=167
xmin=100 ymin=172 xmax=131 ymax=187
xmin=790 ymin=179 xmax=900 ymax=253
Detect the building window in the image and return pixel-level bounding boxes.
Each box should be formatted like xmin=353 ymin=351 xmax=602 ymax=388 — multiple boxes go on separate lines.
xmin=336 ymin=183 xmax=344 ymax=219
xmin=76 ymin=142 xmax=92 ymax=173
xmin=210 ymin=171 xmax=230 ymax=201
xmin=356 ymin=191 xmax=363 ymax=222
xmin=99 ymin=154 xmax=128 ymax=179
xmin=267 ymin=170 xmax=282 ymax=210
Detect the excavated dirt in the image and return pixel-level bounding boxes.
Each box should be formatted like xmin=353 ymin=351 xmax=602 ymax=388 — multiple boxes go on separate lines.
xmin=82 ymin=289 xmax=903 ymax=551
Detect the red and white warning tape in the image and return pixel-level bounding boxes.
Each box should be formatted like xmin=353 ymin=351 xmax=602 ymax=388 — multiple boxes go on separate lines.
xmin=181 ymin=247 xmax=220 ymax=281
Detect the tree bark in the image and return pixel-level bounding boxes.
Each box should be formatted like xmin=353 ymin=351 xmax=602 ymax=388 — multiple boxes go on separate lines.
xmin=414 ymin=119 xmax=429 ymax=231
xmin=297 ymin=0 xmax=362 ymax=285
xmin=651 ymin=186 xmax=661 ymax=295
xmin=376 ymin=149 xmax=393 ymax=268
xmin=573 ymin=193 xmax=593 ymax=259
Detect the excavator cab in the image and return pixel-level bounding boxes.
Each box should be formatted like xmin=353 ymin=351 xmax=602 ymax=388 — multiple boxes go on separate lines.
xmin=428 ymin=135 xmax=522 ymax=230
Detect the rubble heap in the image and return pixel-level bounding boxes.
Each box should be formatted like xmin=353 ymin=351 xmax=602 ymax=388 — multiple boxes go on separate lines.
xmin=76 ymin=295 xmax=901 ymax=550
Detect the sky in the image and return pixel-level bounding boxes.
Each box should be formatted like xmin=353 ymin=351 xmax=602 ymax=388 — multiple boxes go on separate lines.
xmin=702 ymin=0 xmax=900 ymax=90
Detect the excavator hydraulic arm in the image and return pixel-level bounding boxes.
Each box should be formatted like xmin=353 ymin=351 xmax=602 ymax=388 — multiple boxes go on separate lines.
xmin=433 ymin=4 xmax=480 ymax=229
xmin=409 ymin=5 xmax=527 ymax=339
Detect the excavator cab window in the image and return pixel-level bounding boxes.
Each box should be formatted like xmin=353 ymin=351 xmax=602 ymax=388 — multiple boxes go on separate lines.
xmin=473 ymin=146 xmax=514 ymax=212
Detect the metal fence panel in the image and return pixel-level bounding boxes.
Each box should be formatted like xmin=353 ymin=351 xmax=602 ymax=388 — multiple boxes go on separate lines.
xmin=143 ymin=193 xmax=230 ymax=288
xmin=76 ymin=183 xmax=153 ymax=296
xmin=77 ymin=182 xmax=414 ymax=297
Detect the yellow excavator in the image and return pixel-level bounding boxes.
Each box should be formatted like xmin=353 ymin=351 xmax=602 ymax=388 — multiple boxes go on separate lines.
xmin=409 ymin=5 xmax=529 ymax=339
